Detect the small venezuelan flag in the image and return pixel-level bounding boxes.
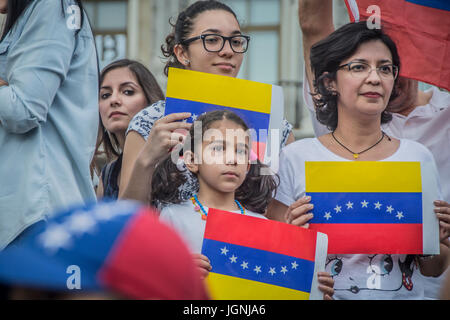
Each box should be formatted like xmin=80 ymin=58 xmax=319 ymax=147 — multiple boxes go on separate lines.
xmin=306 ymin=161 xmax=440 ymax=255
xmin=165 ymin=68 xmax=284 ymax=162
xmin=202 ymin=209 xmax=328 ymax=300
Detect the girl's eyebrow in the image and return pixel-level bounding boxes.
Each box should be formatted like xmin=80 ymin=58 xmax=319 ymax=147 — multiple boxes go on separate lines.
xmin=202 ymin=28 xmax=242 ymax=35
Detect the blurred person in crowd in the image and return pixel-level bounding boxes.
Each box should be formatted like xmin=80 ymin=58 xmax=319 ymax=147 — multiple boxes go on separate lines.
xmin=0 ymin=0 xmax=99 ymax=249
xmin=0 ymin=200 xmax=209 ymax=300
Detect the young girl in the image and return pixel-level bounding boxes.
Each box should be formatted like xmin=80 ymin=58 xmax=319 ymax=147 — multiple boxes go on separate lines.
xmin=97 ymin=59 xmax=164 ymax=199
xmin=118 ymin=0 xmax=295 ymax=203
xmin=154 ymin=110 xmax=334 ymax=299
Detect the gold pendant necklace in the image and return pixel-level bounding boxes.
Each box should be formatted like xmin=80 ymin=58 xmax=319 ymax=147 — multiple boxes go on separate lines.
xmin=331 ymin=131 xmax=390 ymax=160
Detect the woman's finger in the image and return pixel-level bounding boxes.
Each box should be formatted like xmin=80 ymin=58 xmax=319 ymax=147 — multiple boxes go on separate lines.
xmin=291 ymin=213 xmax=313 ymax=228
xmin=290 ymin=203 xmax=314 ymax=218
xmin=154 ymin=121 xmax=192 ymax=134
xmin=158 ymin=112 xmax=192 ymax=124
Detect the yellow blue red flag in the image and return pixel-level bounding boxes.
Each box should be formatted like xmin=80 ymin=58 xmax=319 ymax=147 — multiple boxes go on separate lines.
xmin=306 ymin=161 xmax=440 ymax=254
xmin=165 ymin=68 xmax=284 ymax=161
xmin=202 ymin=209 xmax=328 ymax=300
xmin=345 ymin=0 xmax=450 ymax=91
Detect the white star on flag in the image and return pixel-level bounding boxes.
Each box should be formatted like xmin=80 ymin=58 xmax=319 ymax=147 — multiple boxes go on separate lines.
xmin=220 ymin=246 xmax=229 ymax=255
xmin=324 ymin=212 xmax=332 ymax=220
xmin=280 ymin=266 xmax=288 ymax=274
xmin=361 ymin=200 xmax=369 ymax=208
xmin=386 ymin=205 xmax=394 ymax=213
xmin=65 ymin=210 xmax=97 ymax=234
xmin=241 ymin=261 xmax=249 ymax=269
xmin=229 ymin=255 xmax=237 ymax=263
xmin=396 ymin=211 xmax=404 ymax=220
xmin=374 ymin=201 xmax=382 ymax=210
xmin=39 ymin=224 xmax=72 ymax=253
xmin=291 ymin=261 xmax=298 ymax=269
xmin=191 ymin=114 xmax=198 ymax=121
xmin=269 ymin=267 xmax=276 ymax=276
xmin=254 ymin=266 xmax=262 ymax=274
xmin=334 ymin=205 xmax=342 ymax=213
xmin=346 ymin=201 xmax=354 ymax=209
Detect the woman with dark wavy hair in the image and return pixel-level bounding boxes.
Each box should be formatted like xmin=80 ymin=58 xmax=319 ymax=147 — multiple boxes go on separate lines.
xmin=267 ymin=20 xmax=448 ymax=300
xmin=0 ymin=0 xmax=98 ymax=249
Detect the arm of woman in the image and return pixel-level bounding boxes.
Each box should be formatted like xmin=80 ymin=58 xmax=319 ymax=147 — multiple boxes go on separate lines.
xmin=118 ymin=113 xmax=192 ymax=202
xmin=118 ymin=131 xmax=155 ymax=202
xmin=418 ymin=243 xmax=449 ymax=277
xmin=0 ymin=1 xmax=77 ymax=134
xmin=298 ymin=0 xmax=335 ymax=93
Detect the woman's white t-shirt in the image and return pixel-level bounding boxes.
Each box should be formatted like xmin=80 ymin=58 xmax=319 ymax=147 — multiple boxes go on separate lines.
xmin=275 ymin=137 xmax=441 ymax=300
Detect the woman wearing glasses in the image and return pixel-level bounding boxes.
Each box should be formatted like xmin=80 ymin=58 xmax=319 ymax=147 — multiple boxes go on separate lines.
xmin=118 ymin=0 xmax=294 ymax=203
xmin=266 ymin=21 xmax=449 ymax=299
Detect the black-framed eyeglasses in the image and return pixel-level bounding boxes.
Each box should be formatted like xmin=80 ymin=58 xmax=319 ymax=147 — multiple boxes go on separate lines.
xmin=338 ymin=61 xmax=399 ymax=79
xmin=181 ymin=34 xmax=250 ymax=53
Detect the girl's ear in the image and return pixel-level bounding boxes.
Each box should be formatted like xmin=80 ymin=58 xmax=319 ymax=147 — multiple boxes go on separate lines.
xmin=184 ymin=150 xmax=199 ymax=174
xmin=174 ymin=44 xmax=191 ymax=67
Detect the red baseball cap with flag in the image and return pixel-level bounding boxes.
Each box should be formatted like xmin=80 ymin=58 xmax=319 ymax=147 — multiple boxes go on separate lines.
xmin=0 ymin=200 xmax=209 ymax=300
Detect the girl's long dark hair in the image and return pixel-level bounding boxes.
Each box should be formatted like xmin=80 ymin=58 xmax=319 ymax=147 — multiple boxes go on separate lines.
xmin=1 ymin=0 xmax=85 ymax=40
xmin=151 ymin=110 xmax=279 ymax=214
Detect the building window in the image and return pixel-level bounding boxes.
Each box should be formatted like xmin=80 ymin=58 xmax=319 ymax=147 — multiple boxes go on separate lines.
xmin=84 ymin=0 xmax=128 ymax=70
xmin=227 ymin=0 xmax=280 ymax=85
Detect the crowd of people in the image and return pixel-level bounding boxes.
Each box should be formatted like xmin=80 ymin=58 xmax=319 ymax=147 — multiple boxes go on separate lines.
xmin=0 ymin=0 xmax=449 ymax=300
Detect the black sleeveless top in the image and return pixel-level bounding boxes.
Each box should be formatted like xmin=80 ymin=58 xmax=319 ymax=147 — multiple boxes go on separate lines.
xmin=101 ymin=154 xmax=123 ymax=200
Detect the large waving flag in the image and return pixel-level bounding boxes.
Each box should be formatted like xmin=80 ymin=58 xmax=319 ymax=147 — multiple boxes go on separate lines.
xmin=165 ymin=68 xmax=284 ymax=162
xmin=306 ymin=161 xmax=440 ymax=255
xmin=202 ymin=209 xmax=328 ymax=300
xmin=344 ymin=0 xmax=450 ymax=91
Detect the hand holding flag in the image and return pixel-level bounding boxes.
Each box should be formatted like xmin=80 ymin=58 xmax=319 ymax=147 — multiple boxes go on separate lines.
xmin=202 ymin=209 xmax=329 ymax=300
xmin=434 ymin=200 xmax=450 ymax=242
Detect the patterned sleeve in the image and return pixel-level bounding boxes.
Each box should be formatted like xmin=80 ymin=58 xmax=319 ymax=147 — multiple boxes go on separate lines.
xmin=126 ymin=100 xmax=166 ymax=141
xmin=280 ymin=118 xmax=294 ymax=148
